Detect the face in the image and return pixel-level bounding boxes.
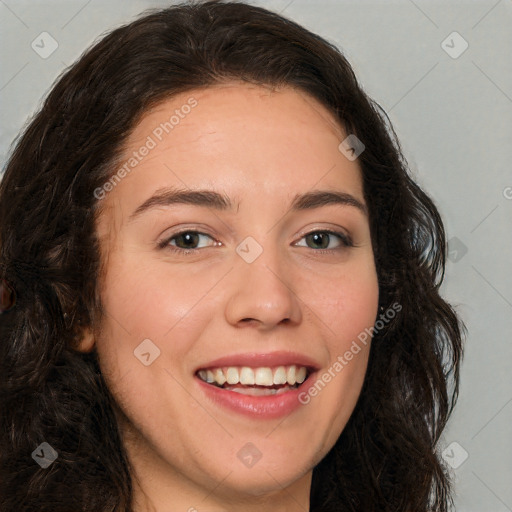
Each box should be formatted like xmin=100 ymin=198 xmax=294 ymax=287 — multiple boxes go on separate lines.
xmin=90 ymin=83 xmax=379 ymax=510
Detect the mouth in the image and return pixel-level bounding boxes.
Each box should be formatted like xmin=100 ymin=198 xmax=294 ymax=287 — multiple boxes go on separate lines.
xmin=196 ymin=364 xmax=311 ymax=396
xmin=194 ymin=351 xmax=320 ymax=418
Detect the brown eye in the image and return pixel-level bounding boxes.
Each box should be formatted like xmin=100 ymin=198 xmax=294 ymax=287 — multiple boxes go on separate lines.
xmin=159 ymin=231 xmax=217 ymax=252
xmin=173 ymin=232 xmax=201 ymax=249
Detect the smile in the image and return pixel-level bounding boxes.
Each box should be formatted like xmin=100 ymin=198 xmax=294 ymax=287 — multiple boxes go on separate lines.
xmin=194 ymin=352 xmax=319 ymax=418
xmin=197 ymin=365 xmax=309 ymax=396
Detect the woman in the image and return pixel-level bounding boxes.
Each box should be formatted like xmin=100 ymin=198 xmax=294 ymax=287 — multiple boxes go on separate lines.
xmin=0 ymin=1 xmax=464 ymax=511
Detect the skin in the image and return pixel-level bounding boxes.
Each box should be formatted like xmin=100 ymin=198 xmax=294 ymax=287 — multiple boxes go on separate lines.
xmin=80 ymin=82 xmax=379 ymax=512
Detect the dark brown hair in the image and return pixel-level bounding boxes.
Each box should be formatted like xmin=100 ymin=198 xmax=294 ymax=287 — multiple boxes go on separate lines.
xmin=0 ymin=1 xmax=464 ymax=510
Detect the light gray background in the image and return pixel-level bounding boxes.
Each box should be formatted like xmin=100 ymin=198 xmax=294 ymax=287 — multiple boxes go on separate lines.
xmin=1 ymin=1 xmax=511 ymax=510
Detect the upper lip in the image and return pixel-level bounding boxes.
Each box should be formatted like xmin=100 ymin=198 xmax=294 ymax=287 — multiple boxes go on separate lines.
xmin=195 ymin=351 xmax=321 ymax=372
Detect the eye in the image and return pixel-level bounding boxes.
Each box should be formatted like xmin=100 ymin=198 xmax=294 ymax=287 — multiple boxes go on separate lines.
xmin=294 ymin=230 xmax=353 ymax=251
xmin=158 ymin=230 xmax=217 ymax=252
xmin=158 ymin=229 xmax=353 ymax=254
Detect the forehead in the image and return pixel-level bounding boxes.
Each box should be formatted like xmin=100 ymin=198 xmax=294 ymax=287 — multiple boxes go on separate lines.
xmin=130 ymin=82 xmax=345 ymax=145
xmin=97 ymin=82 xmax=364 ymax=224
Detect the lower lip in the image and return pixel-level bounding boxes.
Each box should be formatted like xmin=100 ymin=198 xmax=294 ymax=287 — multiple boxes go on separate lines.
xmin=196 ymin=373 xmax=316 ymax=419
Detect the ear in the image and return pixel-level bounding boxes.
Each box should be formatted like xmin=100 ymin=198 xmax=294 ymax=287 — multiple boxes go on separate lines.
xmin=76 ymin=326 xmax=96 ymax=353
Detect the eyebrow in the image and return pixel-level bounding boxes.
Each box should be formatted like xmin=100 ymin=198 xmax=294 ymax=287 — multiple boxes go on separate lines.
xmin=128 ymin=187 xmax=367 ymax=221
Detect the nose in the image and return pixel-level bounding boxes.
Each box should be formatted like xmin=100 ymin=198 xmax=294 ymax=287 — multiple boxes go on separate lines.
xmin=224 ymin=245 xmax=302 ymax=330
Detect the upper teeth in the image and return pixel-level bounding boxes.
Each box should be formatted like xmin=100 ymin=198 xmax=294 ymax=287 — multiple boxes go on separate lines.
xmin=197 ymin=365 xmax=308 ymax=387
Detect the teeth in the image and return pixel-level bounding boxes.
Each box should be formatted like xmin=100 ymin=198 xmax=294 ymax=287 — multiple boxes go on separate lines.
xmin=197 ymin=364 xmax=309 ymax=387
xmin=273 ymin=366 xmax=287 ymax=385
xmin=240 ymin=367 xmax=255 ymax=385
xmin=286 ymin=365 xmax=296 ymax=385
xmin=296 ymin=366 xmax=307 ymax=384
xmin=231 ymin=385 xmax=294 ymax=396
xmin=226 ymin=367 xmax=239 ymax=385
xmin=214 ymin=368 xmax=226 ymax=386
xmin=255 ymin=367 xmax=273 ymax=386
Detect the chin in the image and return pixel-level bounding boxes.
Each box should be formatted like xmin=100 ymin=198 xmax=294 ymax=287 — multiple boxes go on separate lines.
xmin=222 ymin=472 xmax=305 ymax=499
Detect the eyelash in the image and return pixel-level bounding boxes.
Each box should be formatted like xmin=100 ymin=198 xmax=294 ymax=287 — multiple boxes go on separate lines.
xmin=158 ymin=229 xmax=354 ymax=255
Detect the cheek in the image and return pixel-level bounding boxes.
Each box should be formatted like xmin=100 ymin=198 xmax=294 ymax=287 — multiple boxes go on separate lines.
xmin=320 ymin=264 xmax=378 ymax=391
xmin=93 ymin=252 xmax=197 ymax=398
xmin=333 ymin=274 xmax=379 ymax=340
xmin=300 ymin=255 xmax=379 ymax=343
xmin=295 ymin=257 xmax=378 ymax=439
xmin=98 ymin=250 xmax=219 ymax=340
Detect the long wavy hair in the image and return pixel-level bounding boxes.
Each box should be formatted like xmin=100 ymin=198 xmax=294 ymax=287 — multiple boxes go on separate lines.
xmin=0 ymin=1 xmax=464 ymax=510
